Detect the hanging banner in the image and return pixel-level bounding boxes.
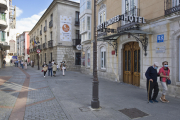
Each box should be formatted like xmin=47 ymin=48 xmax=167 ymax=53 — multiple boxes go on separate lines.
xmin=60 ymin=15 xmax=72 ymax=41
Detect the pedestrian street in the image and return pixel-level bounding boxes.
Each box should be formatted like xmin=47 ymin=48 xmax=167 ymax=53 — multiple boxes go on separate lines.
xmin=0 ymin=66 xmax=180 ymax=120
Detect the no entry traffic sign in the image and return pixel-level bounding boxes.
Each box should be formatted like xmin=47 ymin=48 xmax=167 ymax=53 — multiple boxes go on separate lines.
xmin=37 ymin=49 xmax=41 ymax=53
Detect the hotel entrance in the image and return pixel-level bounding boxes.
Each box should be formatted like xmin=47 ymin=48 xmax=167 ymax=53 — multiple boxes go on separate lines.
xmin=123 ymin=42 xmax=140 ymax=86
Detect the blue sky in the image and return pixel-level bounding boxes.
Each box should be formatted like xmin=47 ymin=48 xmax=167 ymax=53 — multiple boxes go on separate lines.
xmin=13 ymin=0 xmax=80 ymax=34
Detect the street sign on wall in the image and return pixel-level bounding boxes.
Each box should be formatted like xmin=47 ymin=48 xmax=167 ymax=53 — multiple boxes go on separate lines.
xmin=156 ymin=46 xmax=166 ymax=53
xmin=157 ymin=34 xmax=164 ymax=43
xmin=37 ymin=49 xmax=41 ymax=53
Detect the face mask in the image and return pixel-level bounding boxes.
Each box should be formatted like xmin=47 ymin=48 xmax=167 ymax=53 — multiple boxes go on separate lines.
xmin=164 ymin=65 xmax=168 ymax=67
xmin=153 ymin=66 xmax=158 ymax=69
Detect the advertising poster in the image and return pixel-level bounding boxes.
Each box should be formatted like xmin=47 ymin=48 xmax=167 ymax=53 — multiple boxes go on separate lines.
xmin=60 ymin=15 xmax=72 ymax=41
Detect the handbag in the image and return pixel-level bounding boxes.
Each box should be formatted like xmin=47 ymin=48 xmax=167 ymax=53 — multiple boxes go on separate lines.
xmin=41 ymin=70 xmax=44 ymax=72
xmin=166 ymin=79 xmax=171 ymax=84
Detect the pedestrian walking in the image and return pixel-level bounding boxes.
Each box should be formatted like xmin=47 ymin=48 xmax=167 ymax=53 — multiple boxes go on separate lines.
xmin=24 ymin=60 xmax=27 ymax=69
xmin=42 ymin=64 xmax=48 ymax=77
xmin=53 ymin=63 xmax=57 ymax=77
xmin=21 ymin=60 xmax=24 ymax=69
xmin=159 ymin=61 xmax=170 ymax=103
xmin=32 ymin=60 xmax=34 ymax=67
xmin=145 ymin=62 xmax=160 ymax=103
xmin=48 ymin=61 xmax=52 ymax=77
xmin=10 ymin=59 xmax=12 ymax=66
xmin=3 ymin=59 xmax=6 ymax=68
xmin=62 ymin=61 xmax=66 ymax=76
xmin=16 ymin=60 xmax=18 ymax=67
xmin=57 ymin=63 xmax=59 ymax=71
xmin=52 ymin=60 xmax=55 ymax=65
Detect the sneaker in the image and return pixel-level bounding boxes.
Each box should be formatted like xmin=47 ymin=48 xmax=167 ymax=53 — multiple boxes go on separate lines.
xmin=152 ymin=99 xmax=158 ymax=103
xmin=160 ymin=97 xmax=166 ymax=103
xmin=149 ymin=100 xmax=153 ymax=103
xmin=44 ymin=76 xmax=45 ymax=78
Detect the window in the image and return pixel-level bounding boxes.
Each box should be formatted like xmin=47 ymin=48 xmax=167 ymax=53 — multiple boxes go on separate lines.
xmin=45 ymin=20 xmax=47 ymax=27
xmin=80 ymin=0 xmax=86 ymax=13
xmin=88 ymin=32 xmax=91 ymax=40
xmin=101 ymin=47 xmax=106 ymax=68
xmin=45 ymin=35 xmax=46 ymax=43
xmin=51 ymin=14 xmax=53 ymax=21
xmin=87 ymin=16 xmax=91 ymax=30
xmin=50 ymin=32 xmax=52 ymax=40
xmin=87 ymin=49 xmax=90 ymax=67
xmin=100 ymin=13 xmax=102 ymax=24
xmin=45 ymin=53 xmax=46 ymax=62
xmin=76 ymin=30 xmax=80 ymax=39
xmin=50 ymin=52 xmax=52 ymax=62
xmin=83 ymin=17 xmax=85 ymax=31
xmin=1 ymin=31 xmax=5 ymax=41
xmin=75 ymin=11 xmax=79 ymax=22
xmin=75 ymin=53 xmax=81 ymax=65
xmin=98 ymin=4 xmax=106 ymax=25
xmin=87 ymin=1 xmax=91 ymax=9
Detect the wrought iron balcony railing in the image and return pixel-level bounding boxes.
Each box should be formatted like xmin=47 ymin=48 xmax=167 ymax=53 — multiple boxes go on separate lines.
xmin=44 ymin=26 xmax=47 ymax=32
xmin=49 ymin=20 xmax=53 ymax=28
xmin=75 ymin=18 xmax=79 ymax=26
xmin=164 ymin=0 xmax=180 ymax=15
xmin=43 ymin=43 xmax=47 ymax=49
xmin=73 ymin=39 xmax=81 ymax=47
xmin=124 ymin=8 xmax=140 ymax=17
xmin=48 ymin=40 xmax=53 ymax=48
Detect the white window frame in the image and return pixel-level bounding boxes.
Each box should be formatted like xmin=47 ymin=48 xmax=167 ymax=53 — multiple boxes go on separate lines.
xmin=87 ymin=49 xmax=90 ymax=67
xmin=172 ymin=0 xmax=180 ymax=7
xmin=98 ymin=4 xmax=106 ymax=25
xmin=101 ymin=47 xmax=106 ymax=69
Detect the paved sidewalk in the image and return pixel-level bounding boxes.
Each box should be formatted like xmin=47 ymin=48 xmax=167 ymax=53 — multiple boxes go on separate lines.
xmin=0 ymin=66 xmax=180 ymax=120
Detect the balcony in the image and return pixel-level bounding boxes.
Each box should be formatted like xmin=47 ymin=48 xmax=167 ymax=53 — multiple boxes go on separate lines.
xmin=49 ymin=20 xmax=53 ymax=28
xmin=40 ymin=30 xmax=42 ymax=35
xmin=38 ymin=45 xmax=42 ymax=50
xmin=43 ymin=43 xmax=47 ymax=49
xmin=124 ymin=8 xmax=140 ymax=17
xmin=74 ymin=18 xmax=79 ymax=26
xmin=165 ymin=1 xmax=180 ymax=15
xmin=0 ymin=0 xmax=7 ymax=10
xmin=33 ymin=47 xmax=37 ymax=51
xmin=48 ymin=40 xmax=53 ymax=48
xmin=73 ymin=39 xmax=81 ymax=48
xmin=0 ymin=13 xmax=7 ymax=29
xmin=44 ymin=26 xmax=47 ymax=32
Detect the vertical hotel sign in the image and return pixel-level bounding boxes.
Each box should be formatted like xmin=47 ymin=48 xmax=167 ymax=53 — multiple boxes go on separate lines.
xmin=60 ymin=15 xmax=72 ymax=41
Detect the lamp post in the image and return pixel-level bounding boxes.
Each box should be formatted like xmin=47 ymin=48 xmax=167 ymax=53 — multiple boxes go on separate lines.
xmin=91 ymin=0 xmax=100 ymax=109
xmin=37 ymin=41 xmax=40 ymax=70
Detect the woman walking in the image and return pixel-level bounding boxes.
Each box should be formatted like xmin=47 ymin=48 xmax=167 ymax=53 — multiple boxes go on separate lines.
xmin=48 ymin=61 xmax=52 ymax=77
xmin=159 ymin=61 xmax=170 ymax=103
xmin=21 ymin=60 xmax=24 ymax=69
xmin=43 ymin=64 xmax=48 ymax=77
xmin=53 ymin=63 xmax=57 ymax=77
xmin=25 ymin=60 xmax=27 ymax=69
xmin=62 ymin=61 xmax=66 ymax=76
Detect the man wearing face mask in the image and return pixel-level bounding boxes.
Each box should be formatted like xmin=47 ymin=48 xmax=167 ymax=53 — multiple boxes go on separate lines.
xmin=159 ymin=61 xmax=170 ymax=103
xmin=145 ymin=62 xmax=160 ymax=103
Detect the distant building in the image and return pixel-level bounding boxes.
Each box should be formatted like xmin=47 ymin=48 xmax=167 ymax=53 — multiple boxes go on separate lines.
xmin=16 ymin=32 xmax=30 ymax=61
xmin=29 ymin=0 xmax=81 ymax=71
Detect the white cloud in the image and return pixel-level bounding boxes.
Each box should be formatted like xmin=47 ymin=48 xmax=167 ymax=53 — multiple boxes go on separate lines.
xmin=16 ymin=9 xmax=46 ymax=34
xmin=16 ymin=7 xmax=23 ymax=17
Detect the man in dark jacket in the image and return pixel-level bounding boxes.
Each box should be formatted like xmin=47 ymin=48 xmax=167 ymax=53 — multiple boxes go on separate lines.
xmin=145 ymin=62 xmax=160 ymax=103
xmin=48 ymin=61 xmax=52 ymax=77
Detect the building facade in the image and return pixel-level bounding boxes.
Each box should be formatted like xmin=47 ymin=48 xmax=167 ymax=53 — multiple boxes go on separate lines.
xmin=16 ymin=32 xmax=30 ymax=61
xmin=80 ymin=0 xmax=180 ymax=98
xmin=29 ymin=0 xmax=81 ymax=71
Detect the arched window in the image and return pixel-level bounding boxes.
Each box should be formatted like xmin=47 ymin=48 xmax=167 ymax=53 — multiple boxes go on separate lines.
xmin=87 ymin=49 xmax=90 ymax=67
xmin=98 ymin=4 xmax=106 ymax=25
xmin=101 ymin=47 xmax=106 ymax=68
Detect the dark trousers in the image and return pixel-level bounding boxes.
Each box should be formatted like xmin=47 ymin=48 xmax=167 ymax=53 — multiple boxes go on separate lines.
xmin=147 ymin=81 xmax=159 ymax=100
xmin=48 ymin=69 xmax=52 ymax=76
xmin=44 ymin=71 xmax=47 ymax=76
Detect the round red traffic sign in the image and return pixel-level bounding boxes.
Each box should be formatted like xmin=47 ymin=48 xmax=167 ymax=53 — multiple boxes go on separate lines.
xmin=37 ymin=49 xmax=41 ymax=53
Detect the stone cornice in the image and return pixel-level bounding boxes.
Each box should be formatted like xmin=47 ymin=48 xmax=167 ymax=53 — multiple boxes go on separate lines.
xmin=29 ymin=0 xmax=79 ymax=35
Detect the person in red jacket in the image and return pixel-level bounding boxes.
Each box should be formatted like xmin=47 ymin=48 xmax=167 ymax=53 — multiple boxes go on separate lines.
xmin=159 ymin=61 xmax=170 ymax=103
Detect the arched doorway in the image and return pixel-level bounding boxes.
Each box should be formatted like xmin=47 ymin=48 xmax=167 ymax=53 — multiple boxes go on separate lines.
xmin=123 ymin=42 xmax=140 ymax=86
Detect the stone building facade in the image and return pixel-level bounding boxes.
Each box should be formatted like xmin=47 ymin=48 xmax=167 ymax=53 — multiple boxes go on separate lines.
xmin=80 ymin=0 xmax=180 ymax=98
xmin=29 ymin=0 xmax=81 ymax=71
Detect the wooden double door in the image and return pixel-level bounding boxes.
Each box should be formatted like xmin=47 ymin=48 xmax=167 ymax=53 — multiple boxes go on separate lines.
xmin=123 ymin=42 xmax=140 ymax=86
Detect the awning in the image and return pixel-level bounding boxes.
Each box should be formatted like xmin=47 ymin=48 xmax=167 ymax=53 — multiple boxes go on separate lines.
xmin=124 ymin=30 xmax=152 ymax=35
xmin=3 ymin=45 xmax=10 ymax=51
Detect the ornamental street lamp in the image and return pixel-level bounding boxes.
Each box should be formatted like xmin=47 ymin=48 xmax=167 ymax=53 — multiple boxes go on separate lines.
xmin=91 ymin=0 xmax=100 ymax=109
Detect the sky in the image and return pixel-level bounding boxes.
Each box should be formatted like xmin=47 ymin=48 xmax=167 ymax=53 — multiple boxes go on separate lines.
xmin=13 ymin=0 xmax=80 ymax=34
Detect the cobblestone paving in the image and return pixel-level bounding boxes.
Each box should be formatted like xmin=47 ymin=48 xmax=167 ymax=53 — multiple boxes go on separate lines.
xmin=26 ymin=87 xmax=54 ymax=105
xmin=28 ymin=81 xmax=48 ymax=89
xmin=0 ymin=91 xmax=19 ymax=106
xmin=24 ymin=99 xmax=68 ymax=120
xmin=0 ymin=108 xmax=12 ymax=120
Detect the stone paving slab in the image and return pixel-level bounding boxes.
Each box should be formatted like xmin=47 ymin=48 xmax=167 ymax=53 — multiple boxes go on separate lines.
xmin=24 ymin=99 xmax=68 ymax=120
xmin=28 ymin=81 xmax=48 ymax=89
xmin=0 ymin=82 xmax=23 ymax=91
xmin=0 ymin=108 xmax=12 ymax=120
xmin=26 ymin=87 xmax=54 ymax=105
